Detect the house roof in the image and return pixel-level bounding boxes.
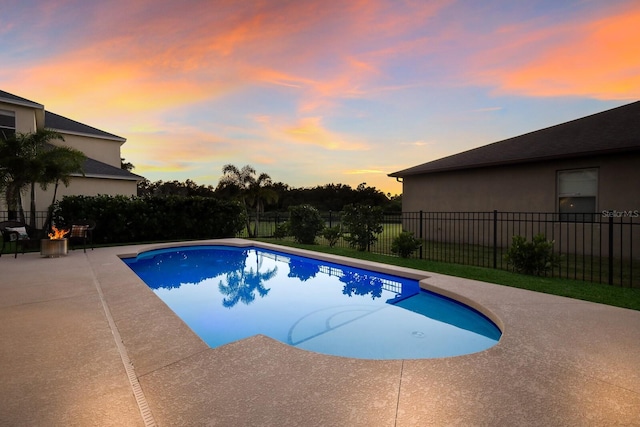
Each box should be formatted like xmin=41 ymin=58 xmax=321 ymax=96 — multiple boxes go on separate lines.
xmin=0 ymin=89 xmax=126 ymax=142
xmin=2 ymin=89 xmax=142 ymax=183
xmin=40 ymin=142 xmax=143 ymax=182
xmin=45 ymin=111 xmax=126 ymax=142
xmin=80 ymin=157 xmax=144 ymax=182
xmin=389 ymin=101 xmax=640 ymax=177
xmin=0 ymin=90 xmax=44 ymax=109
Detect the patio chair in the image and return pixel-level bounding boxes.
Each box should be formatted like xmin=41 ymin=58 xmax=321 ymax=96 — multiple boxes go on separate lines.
xmin=67 ymin=220 xmax=96 ymax=253
xmin=0 ymin=221 xmax=38 ymax=258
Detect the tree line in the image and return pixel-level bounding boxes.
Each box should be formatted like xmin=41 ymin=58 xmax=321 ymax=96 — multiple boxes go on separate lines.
xmin=137 ymin=175 xmax=402 ymax=213
xmin=1 ymin=130 xmax=400 ymax=234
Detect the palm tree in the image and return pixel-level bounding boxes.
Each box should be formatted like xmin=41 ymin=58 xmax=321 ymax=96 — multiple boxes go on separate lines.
xmin=40 ymin=145 xmax=86 ymax=232
xmin=0 ymin=132 xmax=34 ymax=221
xmin=218 ymin=164 xmax=278 ymax=237
xmin=0 ymin=129 xmax=86 ymax=228
xmin=218 ymin=251 xmax=277 ymax=308
xmin=0 ymin=136 xmax=25 ymax=220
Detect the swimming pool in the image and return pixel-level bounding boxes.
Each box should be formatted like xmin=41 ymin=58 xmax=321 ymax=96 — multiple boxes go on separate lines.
xmin=123 ymin=245 xmax=501 ymax=359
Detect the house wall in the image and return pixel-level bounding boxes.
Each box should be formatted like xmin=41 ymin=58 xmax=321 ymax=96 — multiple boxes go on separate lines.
xmin=51 ymin=133 xmax=123 ymax=168
xmin=0 ymin=101 xmax=37 ymax=133
xmin=1 ymin=100 xmax=123 ymax=168
xmin=34 ymin=177 xmax=138 ymax=211
xmin=400 ymin=152 xmax=640 ymax=259
xmin=401 ymin=152 xmax=640 ymax=213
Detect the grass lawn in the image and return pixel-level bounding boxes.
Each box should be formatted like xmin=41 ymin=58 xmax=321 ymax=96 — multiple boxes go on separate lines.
xmin=253 ymin=238 xmax=640 ymax=311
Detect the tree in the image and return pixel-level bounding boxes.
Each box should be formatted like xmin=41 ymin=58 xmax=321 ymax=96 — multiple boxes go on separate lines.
xmin=354 ymin=182 xmax=389 ymax=207
xmin=288 ymin=204 xmax=325 ymax=244
xmin=341 ymin=203 xmax=384 ymax=251
xmin=218 ymin=251 xmax=277 ymax=307
xmin=0 ymin=129 xmax=85 ymax=227
xmin=0 ymin=132 xmax=32 ymax=221
xmin=218 ymin=164 xmax=278 ymax=237
xmin=120 ymin=157 xmax=134 ymax=172
xmin=137 ymin=179 xmax=217 ymax=198
xmin=39 ymin=145 xmax=86 ymax=232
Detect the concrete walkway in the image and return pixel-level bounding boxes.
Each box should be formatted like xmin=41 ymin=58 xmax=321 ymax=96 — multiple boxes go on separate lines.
xmin=1 ymin=239 xmax=639 ymax=426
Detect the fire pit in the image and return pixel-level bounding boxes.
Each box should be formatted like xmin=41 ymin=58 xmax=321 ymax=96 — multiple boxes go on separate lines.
xmin=41 ymin=226 xmax=69 ymax=258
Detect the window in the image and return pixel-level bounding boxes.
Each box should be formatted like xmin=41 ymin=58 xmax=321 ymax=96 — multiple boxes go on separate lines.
xmin=558 ymin=168 xmax=598 ymax=222
xmin=0 ymin=109 xmax=16 ymax=140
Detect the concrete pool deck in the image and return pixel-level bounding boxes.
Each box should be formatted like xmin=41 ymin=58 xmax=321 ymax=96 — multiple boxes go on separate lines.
xmin=1 ymin=238 xmax=639 ymax=426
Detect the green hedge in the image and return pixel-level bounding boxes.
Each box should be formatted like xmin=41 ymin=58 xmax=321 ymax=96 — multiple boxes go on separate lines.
xmin=52 ymin=195 xmax=246 ymax=244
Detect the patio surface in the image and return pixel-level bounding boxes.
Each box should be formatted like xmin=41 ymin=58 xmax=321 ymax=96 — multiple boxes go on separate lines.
xmin=1 ymin=238 xmax=639 ymax=426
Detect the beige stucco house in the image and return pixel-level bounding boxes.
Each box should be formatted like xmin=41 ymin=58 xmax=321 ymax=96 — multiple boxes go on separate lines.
xmin=389 ymin=102 xmax=640 ymax=262
xmin=1 ymin=89 xmax=143 ymax=216
xmin=390 ymin=101 xmax=640 ymax=216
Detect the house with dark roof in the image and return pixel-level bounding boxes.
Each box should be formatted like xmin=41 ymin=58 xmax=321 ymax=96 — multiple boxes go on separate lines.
xmin=389 ymin=101 xmax=640 ymax=216
xmin=1 ymin=89 xmax=143 ymax=213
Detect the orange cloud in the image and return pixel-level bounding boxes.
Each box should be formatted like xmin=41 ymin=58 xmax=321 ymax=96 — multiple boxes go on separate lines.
xmin=345 ymin=169 xmax=386 ymax=175
xmin=480 ymin=5 xmax=640 ymax=100
xmin=281 ymin=117 xmax=367 ymax=150
xmin=3 ymin=48 xmax=236 ymax=129
xmin=3 ymin=0 xmax=453 ymax=126
xmin=122 ymin=125 xmax=234 ymax=173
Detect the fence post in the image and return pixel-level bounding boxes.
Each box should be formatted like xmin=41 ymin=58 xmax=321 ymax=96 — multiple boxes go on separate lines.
xmin=493 ymin=210 xmax=498 ymax=269
xmin=419 ymin=210 xmax=423 ymax=260
xmin=608 ymin=215 xmax=614 ymax=285
xmin=329 ymin=210 xmax=332 ymax=228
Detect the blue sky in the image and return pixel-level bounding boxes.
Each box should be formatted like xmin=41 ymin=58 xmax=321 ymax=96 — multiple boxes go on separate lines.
xmin=1 ymin=0 xmax=638 ymax=194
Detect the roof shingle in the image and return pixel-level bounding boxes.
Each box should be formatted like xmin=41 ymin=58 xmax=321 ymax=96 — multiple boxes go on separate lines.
xmin=389 ymin=101 xmax=640 ymax=177
xmin=81 ymin=157 xmax=144 ymax=181
xmin=0 ymin=90 xmax=44 ymax=109
xmin=45 ymin=111 xmax=126 ymax=142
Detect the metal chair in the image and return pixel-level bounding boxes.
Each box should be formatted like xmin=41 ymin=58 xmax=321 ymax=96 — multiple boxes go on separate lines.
xmin=67 ymin=220 xmax=96 ymax=253
xmin=0 ymin=221 xmax=38 ymax=258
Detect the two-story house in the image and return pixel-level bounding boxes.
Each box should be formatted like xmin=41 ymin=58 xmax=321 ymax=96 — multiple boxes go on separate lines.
xmin=1 ymin=89 xmax=143 ymax=216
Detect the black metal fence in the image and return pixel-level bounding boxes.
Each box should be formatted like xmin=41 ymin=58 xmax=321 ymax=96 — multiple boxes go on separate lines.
xmin=244 ymin=210 xmax=640 ymax=288
xmin=0 ymin=211 xmax=48 ymax=229
xmin=4 ymin=209 xmax=637 ymax=287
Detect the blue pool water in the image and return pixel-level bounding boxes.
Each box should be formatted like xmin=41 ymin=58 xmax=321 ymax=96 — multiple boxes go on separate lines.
xmin=123 ymin=245 xmax=501 ymax=359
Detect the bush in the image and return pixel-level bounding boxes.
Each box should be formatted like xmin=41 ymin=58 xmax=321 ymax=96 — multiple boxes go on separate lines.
xmin=391 ymin=231 xmax=422 ymax=258
xmin=52 ymin=195 xmax=246 ymax=244
xmin=273 ymin=222 xmax=289 ymax=239
xmin=341 ymin=203 xmax=384 ymax=251
xmin=288 ymin=205 xmax=325 ymax=244
xmin=322 ymin=226 xmax=342 ymax=247
xmin=505 ymin=234 xmax=560 ymax=275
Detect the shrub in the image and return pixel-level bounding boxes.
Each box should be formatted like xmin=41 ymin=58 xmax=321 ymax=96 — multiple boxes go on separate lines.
xmin=391 ymin=231 xmax=422 ymax=258
xmin=341 ymin=203 xmax=383 ymax=251
xmin=505 ymin=234 xmax=560 ymax=275
xmin=322 ymin=226 xmax=342 ymax=247
xmin=288 ymin=205 xmax=325 ymax=244
xmin=273 ymin=222 xmax=289 ymax=239
xmin=52 ymin=195 xmax=245 ymax=243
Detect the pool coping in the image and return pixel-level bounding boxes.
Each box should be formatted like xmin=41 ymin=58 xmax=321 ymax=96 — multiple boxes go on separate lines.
xmin=121 ymin=239 xmax=502 ymax=360
xmin=2 ymin=238 xmax=639 ymax=426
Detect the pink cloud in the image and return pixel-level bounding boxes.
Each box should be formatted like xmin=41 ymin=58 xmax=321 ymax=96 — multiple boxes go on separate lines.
xmin=3 ymin=0 xmax=453 ymax=120
xmin=474 ymin=4 xmax=640 ymax=100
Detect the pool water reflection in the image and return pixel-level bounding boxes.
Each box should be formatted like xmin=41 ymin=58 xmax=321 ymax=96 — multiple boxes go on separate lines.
xmin=123 ymin=245 xmax=501 ymax=359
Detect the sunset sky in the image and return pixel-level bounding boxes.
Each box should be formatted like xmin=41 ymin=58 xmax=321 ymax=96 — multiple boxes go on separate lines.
xmin=2 ymin=0 xmax=638 ymax=195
